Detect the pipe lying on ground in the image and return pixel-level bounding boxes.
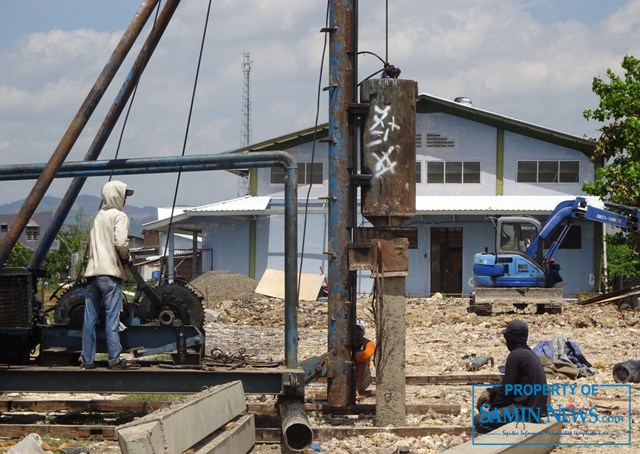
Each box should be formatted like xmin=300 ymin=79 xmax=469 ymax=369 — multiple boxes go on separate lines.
xmin=278 ymin=399 xmax=313 ymax=451
xmin=613 ymin=360 xmax=640 ymax=383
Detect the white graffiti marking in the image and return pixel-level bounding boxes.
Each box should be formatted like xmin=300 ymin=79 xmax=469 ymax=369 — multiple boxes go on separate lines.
xmin=370 ymin=105 xmax=391 ymax=131
xmin=373 ymin=145 xmax=398 ymax=177
xmin=368 ymin=104 xmax=402 ymax=177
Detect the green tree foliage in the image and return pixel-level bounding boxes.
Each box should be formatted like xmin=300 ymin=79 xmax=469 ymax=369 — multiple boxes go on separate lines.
xmin=6 ymin=242 xmax=33 ymax=267
xmin=6 ymin=208 xmax=90 ymax=286
xmin=583 ymin=55 xmax=640 ymax=285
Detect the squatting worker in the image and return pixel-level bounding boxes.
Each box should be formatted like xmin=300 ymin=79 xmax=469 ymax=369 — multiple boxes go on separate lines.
xmin=473 ymin=319 xmax=547 ymax=434
xmin=81 ymin=181 xmax=140 ymax=370
xmin=354 ymin=318 xmax=375 ymax=396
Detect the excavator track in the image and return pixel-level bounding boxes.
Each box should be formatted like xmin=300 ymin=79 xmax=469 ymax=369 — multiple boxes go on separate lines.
xmin=470 ymin=287 xmax=564 ymax=316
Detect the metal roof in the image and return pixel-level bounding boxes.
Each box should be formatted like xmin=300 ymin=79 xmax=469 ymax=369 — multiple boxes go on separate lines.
xmin=187 ymin=195 xmax=271 ymax=213
xmin=416 ymin=195 xmax=604 ymax=215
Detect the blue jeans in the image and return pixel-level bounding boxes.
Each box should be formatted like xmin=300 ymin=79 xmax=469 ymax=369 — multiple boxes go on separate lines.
xmin=81 ymin=276 xmax=123 ymax=367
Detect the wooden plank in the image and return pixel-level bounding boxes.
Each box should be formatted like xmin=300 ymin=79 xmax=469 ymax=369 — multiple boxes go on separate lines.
xmin=256 ymin=425 xmax=470 ymax=443
xmin=247 ymin=402 xmax=460 ymax=416
xmin=310 ymin=374 xmax=502 ymax=386
xmin=0 ymin=424 xmax=116 ymax=439
xmin=0 ymin=400 xmax=166 ymax=412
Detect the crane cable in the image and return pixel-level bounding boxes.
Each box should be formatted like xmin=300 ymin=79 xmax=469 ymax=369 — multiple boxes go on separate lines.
xmin=79 ymin=2 xmax=162 ymax=273
xmin=161 ymin=0 xmax=214 ymax=280
xmin=297 ymin=0 xmax=331 ymax=299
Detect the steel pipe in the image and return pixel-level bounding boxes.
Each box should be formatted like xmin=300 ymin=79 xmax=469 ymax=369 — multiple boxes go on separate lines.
xmin=613 ymin=360 xmax=640 ymax=383
xmin=278 ymin=399 xmax=313 ymax=451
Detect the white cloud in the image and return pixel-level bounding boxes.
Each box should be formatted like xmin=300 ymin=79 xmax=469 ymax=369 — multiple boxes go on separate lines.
xmin=0 ymin=0 xmax=638 ymax=207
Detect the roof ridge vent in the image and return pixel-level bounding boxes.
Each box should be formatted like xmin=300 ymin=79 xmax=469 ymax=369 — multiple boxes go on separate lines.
xmin=454 ymin=97 xmax=474 ymax=107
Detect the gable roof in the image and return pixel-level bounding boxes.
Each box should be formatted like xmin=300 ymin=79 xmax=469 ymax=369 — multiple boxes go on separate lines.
xmin=225 ymin=93 xmax=594 ymax=156
xmin=416 ymin=93 xmax=595 ymax=155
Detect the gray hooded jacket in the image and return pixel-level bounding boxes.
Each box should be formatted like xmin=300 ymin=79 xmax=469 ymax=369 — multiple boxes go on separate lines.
xmin=84 ymin=181 xmax=131 ymax=279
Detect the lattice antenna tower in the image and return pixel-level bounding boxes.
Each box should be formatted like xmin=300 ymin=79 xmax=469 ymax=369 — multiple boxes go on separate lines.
xmin=241 ymin=52 xmax=252 ymax=146
xmin=238 ymin=52 xmax=252 ymax=196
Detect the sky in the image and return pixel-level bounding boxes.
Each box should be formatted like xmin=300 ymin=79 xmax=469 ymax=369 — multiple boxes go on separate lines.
xmin=0 ymin=0 xmax=639 ymax=209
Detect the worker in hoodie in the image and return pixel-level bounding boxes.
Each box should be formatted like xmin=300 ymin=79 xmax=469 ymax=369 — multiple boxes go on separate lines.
xmin=474 ymin=319 xmax=548 ymax=434
xmin=81 ymin=180 xmax=140 ymax=370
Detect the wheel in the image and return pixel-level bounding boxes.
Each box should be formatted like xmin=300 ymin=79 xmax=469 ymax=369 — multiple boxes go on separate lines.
xmin=140 ymin=282 xmax=205 ymax=329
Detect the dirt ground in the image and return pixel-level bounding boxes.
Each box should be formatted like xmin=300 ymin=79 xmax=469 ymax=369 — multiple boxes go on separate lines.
xmin=3 ymin=272 xmax=640 ymax=453
xmin=209 ymin=290 xmax=640 ymax=453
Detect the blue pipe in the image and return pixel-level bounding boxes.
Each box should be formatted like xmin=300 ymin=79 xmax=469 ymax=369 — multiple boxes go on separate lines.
xmin=0 ymin=152 xmax=299 ymax=367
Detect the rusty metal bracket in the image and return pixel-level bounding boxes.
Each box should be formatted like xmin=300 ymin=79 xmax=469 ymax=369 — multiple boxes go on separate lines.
xmin=348 ymin=238 xmax=409 ymax=277
xmin=350 ymin=173 xmax=372 ymax=187
xmin=349 ymin=102 xmax=370 ymax=116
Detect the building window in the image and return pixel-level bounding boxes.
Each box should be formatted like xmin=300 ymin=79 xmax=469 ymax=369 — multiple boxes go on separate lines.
xmin=426 ymin=133 xmax=455 ymax=148
xmin=426 ymin=161 xmax=480 ymax=183
xmin=0 ymin=224 xmax=7 ymax=232
xmin=517 ymin=160 xmax=580 ymax=183
xmin=415 ymin=161 xmax=422 ymax=183
xmin=270 ymin=162 xmax=324 ymax=185
xmin=26 ymin=226 xmax=40 ymax=242
xmin=415 ymin=133 xmax=422 ymax=148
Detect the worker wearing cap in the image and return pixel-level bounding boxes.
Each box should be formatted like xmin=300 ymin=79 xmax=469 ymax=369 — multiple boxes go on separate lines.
xmin=545 ymin=258 xmax=565 ymax=288
xmin=474 ymin=319 xmax=547 ymax=434
xmin=81 ymin=181 xmax=139 ymax=370
xmin=354 ymin=318 xmax=375 ymax=396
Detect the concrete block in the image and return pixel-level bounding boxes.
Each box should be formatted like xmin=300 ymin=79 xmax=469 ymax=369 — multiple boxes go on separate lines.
xmin=193 ymin=413 xmax=255 ymax=454
xmin=444 ymin=421 xmax=562 ymax=453
xmin=117 ymin=380 xmax=247 ymax=454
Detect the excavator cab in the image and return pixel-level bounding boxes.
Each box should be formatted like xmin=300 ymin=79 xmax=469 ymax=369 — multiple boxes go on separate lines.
xmin=497 ymin=217 xmax=541 ymax=256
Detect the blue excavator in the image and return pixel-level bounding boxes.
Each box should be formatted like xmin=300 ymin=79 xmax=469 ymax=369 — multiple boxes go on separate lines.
xmin=470 ymin=197 xmax=640 ymax=315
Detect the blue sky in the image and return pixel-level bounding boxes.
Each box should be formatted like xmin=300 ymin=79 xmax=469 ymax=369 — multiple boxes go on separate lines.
xmin=0 ymin=0 xmax=639 ymax=208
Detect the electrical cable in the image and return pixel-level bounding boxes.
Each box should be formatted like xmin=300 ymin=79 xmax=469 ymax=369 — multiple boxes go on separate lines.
xmin=80 ymin=2 xmax=162 ymax=272
xmin=297 ymin=0 xmax=331 ymax=299
xmin=160 ymin=0 xmax=213 ymax=279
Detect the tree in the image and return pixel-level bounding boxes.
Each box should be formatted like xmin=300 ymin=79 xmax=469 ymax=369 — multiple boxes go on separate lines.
xmin=583 ymin=55 xmax=640 ymax=285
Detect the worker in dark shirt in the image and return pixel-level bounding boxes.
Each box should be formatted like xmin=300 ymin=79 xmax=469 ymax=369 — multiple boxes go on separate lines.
xmin=545 ymin=258 xmax=564 ymax=288
xmin=474 ymin=319 xmax=548 ymax=434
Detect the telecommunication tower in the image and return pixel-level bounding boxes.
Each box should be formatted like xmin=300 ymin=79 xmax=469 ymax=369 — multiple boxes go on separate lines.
xmin=241 ymin=52 xmax=252 ymax=146
xmin=238 ymin=52 xmax=252 ymax=195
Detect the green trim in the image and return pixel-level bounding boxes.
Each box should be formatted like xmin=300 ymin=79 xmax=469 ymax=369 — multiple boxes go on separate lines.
xmin=248 ymin=219 xmax=256 ymax=279
xmin=249 ymin=168 xmax=257 ymax=196
xmin=496 ymin=129 xmax=504 ymax=195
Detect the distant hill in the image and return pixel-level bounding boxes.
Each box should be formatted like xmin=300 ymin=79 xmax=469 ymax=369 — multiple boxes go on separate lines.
xmin=0 ymin=196 xmax=158 ymax=237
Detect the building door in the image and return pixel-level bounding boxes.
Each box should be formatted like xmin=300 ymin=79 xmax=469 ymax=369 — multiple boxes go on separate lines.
xmin=430 ymin=227 xmax=463 ymax=295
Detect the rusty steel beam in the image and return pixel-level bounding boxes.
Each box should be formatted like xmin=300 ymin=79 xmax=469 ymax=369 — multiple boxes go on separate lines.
xmin=326 ymin=0 xmax=356 ymax=408
xmin=31 ymin=0 xmax=184 ymax=269
xmin=0 ymin=0 xmax=167 ymax=267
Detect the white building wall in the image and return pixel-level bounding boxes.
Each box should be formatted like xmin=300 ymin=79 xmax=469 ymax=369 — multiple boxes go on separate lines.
xmin=416 ymin=113 xmax=498 ymax=196
xmin=190 ymin=110 xmax=597 ymax=299
xmin=257 ymin=142 xmax=329 ymax=198
xmin=201 ymin=217 xmax=249 ymax=275
xmin=502 ymin=132 xmax=594 ymax=195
